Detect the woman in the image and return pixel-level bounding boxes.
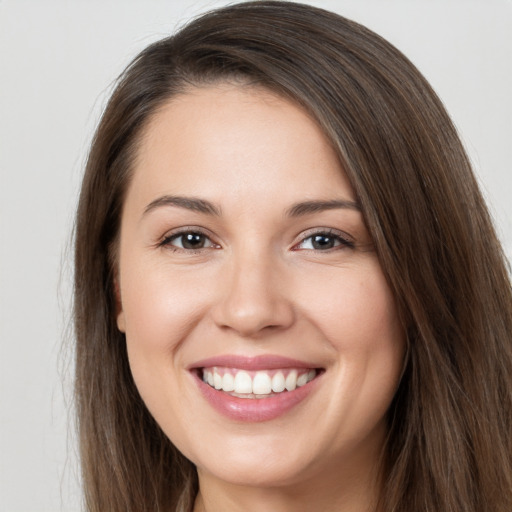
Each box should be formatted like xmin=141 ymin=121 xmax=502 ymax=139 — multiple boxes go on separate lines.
xmin=74 ymin=2 xmax=512 ymax=511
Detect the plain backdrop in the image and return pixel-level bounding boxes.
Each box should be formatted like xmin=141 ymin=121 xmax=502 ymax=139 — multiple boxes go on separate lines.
xmin=0 ymin=1 xmax=510 ymax=510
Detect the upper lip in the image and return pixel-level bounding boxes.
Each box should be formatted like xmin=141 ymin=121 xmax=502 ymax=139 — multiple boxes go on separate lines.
xmin=189 ymin=354 xmax=321 ymax=371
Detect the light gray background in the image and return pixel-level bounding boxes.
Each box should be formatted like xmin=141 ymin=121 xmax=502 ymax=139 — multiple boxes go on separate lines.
xmin=1 ymin=1 xmax=510 ymax=510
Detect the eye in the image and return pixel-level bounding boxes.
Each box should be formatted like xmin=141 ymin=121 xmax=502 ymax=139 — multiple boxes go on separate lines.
xmin=294 ymin=230 xmax=354 ymax=251
xmin=161 ymin=230 xmax=218 ymax=251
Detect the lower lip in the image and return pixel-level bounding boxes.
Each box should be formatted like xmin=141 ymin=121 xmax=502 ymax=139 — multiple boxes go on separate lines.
xmin=193 ymin=372 xmax=320 ymax=422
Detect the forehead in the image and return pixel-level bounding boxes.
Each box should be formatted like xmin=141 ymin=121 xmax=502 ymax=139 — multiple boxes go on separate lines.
xmin=128 ymin=83 xmax=354 ymax=213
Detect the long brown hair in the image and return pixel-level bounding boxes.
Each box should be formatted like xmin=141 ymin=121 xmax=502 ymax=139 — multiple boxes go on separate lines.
xmin=74 ymin=2 xmax=512 ymax=510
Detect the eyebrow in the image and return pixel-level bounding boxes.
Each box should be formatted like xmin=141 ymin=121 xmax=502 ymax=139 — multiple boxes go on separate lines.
xmin=285 ymin=199 xmax=360 ymax=217
xmin=142 ymin=195 xmax=360 ymax=219
xmin=143 ymin=195 xmax=222 ymax=217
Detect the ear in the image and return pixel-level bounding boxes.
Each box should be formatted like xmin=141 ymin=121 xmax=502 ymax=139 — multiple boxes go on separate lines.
xmin=114 ymin=276 xmax=126 ymax=333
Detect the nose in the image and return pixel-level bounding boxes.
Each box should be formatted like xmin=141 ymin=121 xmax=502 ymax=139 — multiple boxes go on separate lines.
xmin=211 ymin=249 xmax=295 ymax=338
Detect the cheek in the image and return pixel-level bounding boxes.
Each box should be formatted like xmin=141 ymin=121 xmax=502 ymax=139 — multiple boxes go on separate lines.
xmin=119 ymin=264 xmax=201 ymax=416
xmin=296 ymin=261 xmax=405 ymax=421
xmin=298 ymin=261 xmax=402 ymax=353
xmin=121 ymin=261 xmax=208 ymax=352
xmin=119 ymin=263 xmax=207 ymax=442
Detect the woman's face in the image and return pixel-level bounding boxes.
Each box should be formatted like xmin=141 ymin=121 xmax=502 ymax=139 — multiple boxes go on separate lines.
xmin=116 ymin=84 xmax=405 ymax=488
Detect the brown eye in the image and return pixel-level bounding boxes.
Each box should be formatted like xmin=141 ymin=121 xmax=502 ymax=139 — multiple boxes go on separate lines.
xmin=311 ymin=234 xmax=337 ymax=250
xmin=296 ymin=231 xmax=354 ymax=251
xmin=164 ymin=231 xmax=216 ymax=250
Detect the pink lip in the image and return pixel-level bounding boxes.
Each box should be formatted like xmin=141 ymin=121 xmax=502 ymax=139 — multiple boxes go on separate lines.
xmin=190 ymin=354 xmax=317 ymax=371
xmin=189 ymin=355 xmax=322 ymax=422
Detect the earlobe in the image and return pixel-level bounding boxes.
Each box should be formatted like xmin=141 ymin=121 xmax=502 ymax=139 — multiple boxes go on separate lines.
xmin=113 ymin=277 xmax=126 ymax=333
xmin=117 ymin=310 xmax=126 ymax=333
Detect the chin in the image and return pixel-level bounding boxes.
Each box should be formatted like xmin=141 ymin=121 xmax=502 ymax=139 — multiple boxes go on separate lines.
xmin=197 ymin=455 xmax=313 ymax=488
xmin=187 ymin=428 xmax=328 ymax=489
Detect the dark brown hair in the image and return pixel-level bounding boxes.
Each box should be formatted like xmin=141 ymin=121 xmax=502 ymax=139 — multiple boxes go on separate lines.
xmin=74 ymin=2 xmax=512 ymax=511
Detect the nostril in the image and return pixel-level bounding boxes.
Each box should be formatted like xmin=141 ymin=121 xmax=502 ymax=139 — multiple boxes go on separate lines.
xmin=213 ymin=301 xmax=296 ymax=338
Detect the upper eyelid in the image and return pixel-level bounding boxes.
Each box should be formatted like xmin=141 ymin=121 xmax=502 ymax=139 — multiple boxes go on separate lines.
xmin=291 ymin=228 xmax=355 ymax=251
xmin=294 ymin=227 xmax=354 ymax=243
xmin=158 ymin=226 xmax=218 ymax=247
xmin=157 ymin=226 xmax=354 ymax=248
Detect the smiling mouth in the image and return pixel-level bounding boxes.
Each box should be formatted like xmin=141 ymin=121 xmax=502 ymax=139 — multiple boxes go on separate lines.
xmin=200 ymin=367 xmax=320 ymax=398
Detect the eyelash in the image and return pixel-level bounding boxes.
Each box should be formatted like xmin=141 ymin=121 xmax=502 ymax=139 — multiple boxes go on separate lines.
xmin=158 ymin=228 xmax=354 ymax=253
xmin=158 ymin=227 xmax=218 ymax=253
xmin=293 ymin=229 xmax=355 ymax=251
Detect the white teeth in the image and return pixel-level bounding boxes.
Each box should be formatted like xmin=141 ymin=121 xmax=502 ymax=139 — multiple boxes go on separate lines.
xmin=296 ymin=372 xmax=308 ymax=387
xmin=285 ymin=370 xmax=298 ymax=391
xmin=271 ymin=372 xmax=286 ymax=393
xmin=213 ymin=371 xmax=222 ymax=390
xmin=222 ymin=372 xmax=235 ymax=392
xmin=233 ymin=370 xmax=253 ymax=394
xmin=202 ymin=367 xmax=318 ymax=396
xmin=252 ymin=372 xmax=272 ymax=395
